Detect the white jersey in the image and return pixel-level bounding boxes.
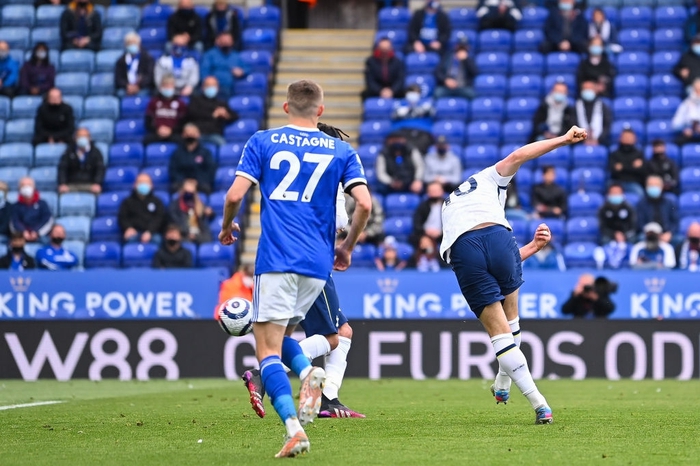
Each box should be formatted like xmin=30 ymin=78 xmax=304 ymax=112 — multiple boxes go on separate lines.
xmin=440 ymin=165 xmax=514 ymax=259
xmin=335 ymin=184 xmax=349 ymax=230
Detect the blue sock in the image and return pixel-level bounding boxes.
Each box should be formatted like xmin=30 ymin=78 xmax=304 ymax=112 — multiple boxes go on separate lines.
xmin=260 ymin=355 xmax=296 ymax=422
xmin=282 ymin=336 xmax=311 ymax=377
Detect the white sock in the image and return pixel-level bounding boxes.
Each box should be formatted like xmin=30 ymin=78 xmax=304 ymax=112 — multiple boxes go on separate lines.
xmin=299 ymin=334 xmax=332 ymax=360
xmin=491 ymin=333 xmax=547 ymax=410
xmin=323 ymin=336 xmax=351 ymax=400
xmin=494 ymin=317 xmax=521 ymax=391
xmin=298 ymin=366 xmax=312 ymax=380
xmin=284 ymin=417 xmax=304 ymax=437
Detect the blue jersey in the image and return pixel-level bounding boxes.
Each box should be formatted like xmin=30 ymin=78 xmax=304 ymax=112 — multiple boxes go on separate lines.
xmin=236 ymin=124 xmax=367 ymax=279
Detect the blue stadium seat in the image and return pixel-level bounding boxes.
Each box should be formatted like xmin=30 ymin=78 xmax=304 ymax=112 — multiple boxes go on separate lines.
xmin=653 ymin=28 xmax=684 ymax=51
xmin=62 ymin=95 xmax=83 ymax=120
xmin=0 ymin=26 xmax=30 ymax=49
xmin=568 ymin=192 xmax=604 ymax=217
xmin=228 ymin=95 xmax=264 ymax=122
xmin=474 ymin=74 xmax=507 ymax=97
xmin=572 ymin=145 xmax=608 ymax=168
xmin=0 ymin=142 xmax=32 ymax=167
xmin=564 ymin=242 xmax=598 ymax=268
xmin=566 ymin=216 xmax=599 ymax=243
xmin=59 ymin=50 xmax=94 ymax=73
xmin=29 ymin=166 xmax=56 ymax=191
xmin=513 ymin=165 xmax=532 ymax=193
xmin=375 ymin=29 xmax=407 ymax=49
xmin=614 ymin=74 xmax=648 ymax=97
xmin=80 ymin=118 xmax=114 ymax=144
xmin=476 ymin=52 xmax=510 ymax=74
xmin=536 ymin=146 xmax=571 ymax=169
xmin=224 ymin=119 xmax=259 ymax=143
xmin=616 ymin=52 xmax=650 ymax=75
xmin=385 ymin=193 xmax=420 ymax=216
xmin=104 ymin=166 xmax=138 ymax=192
xmin=90 ymin=72 xmax=114 ymax=95
xmin=506 ymin=97 xmax=539 ymax=120
xmin=570 ymin=167 xmax=606 ymax=193
xmin=11 ymin=96 xmax=42 ymax=119
xmin=96 ymin=190 xmax=129 ymax=217
xmin=122 ymin=243 xmax=158 ymax=268
xmin=0 ymin=167 xmax=27 ymax=190
xmin=207 ymin=191 xmax=226 ymax=213
xmin=544 ymin=74 xmax=576 ymax=96
xmin=233 ymin=72 xmax=268 ymax=96
xmin=619 ymin=6 xmax=653 ymax=29
xmin=215 ymin=166 xmax=236 ymax=191
xmin=62 ymin=239 xmax=85 ymax=267
xmin=510 ymin=52 xmax=543 ymax=75
xmin=432 ymin=120 xmax=466 ymax=146
xmin=59 ymin=192 xmax=95 ymax=217
xmin=239 ymin=50 xmax=272 ymax=74
xmin=513 ymin=29 xmax=543 ymax=52
xmin=197 ymin=242 xmax=235 ymax=268
xmin=648 ymin=96 xmax=681 ymax=121
xmin=404 ymin=74 xmax=435 ymax=96
xmin=105 ymin=5 xmax=141 ymax=29
xmin=650 ymin=73 xmax=682 ymax=97
xmin=4 ymin=119 xmax=33 ymax=143
xmin=144 ymin=143 xmax=176 ymax=166
xmin=613 ymin=97 xmax=647 ymax=121
xmin=114 ymin=119 xmax=143 ymax=143
xmin=462 ymin=144 xmax=498 ymax=168
xmin=678 ymin=191 xmax=700 ymax=217
xmin=55 ymin=72 xmax=89 ymax=95
xmin=140 ymin=4 xmax=173 ymax=28
xmin=0 ymin=95 xmax=8 ymax=119
xmin=95 ymin=50 xmax=123 ymax=73
xmin=242 ymin=28 xmax=277 ymax=52
xmin=652 ymin=51 xmax=681 ymax=74
xmin=506 ymin=218 xmax=527 ymax=245
xmin=618 ymin=29 xmax=651 ymax=52
xmin=359 ymin=120 xmax=391 ymax=145
xmin=655 ymin=6 xmax=687 ymax=29
xmin=361 ymin=165 xmax=375 ymax=187
xmin=448 ymin=29 xmax=476 ymax=50
xmin=357 ymin=144 xmax=379 ymax=166
xmin=502 ymin=120 xmax=532 ymax=145
xmin=56 ymin=215 xmax=91 ymax=242
xmin=378 ymin=7 xmax=411 ymax=30
xmin=448 ymin=8 xmax=478 ymax=30
xmin=1 ymin=5 xmax=34 ymax=27
xmin=645 ymin=142 xmax=679 ymax=164
xmin=36 ymin=5 xmax=64 ymax=28
xmin=681 ymin=167 xmax=700 ymax=191
xmin=142 ymin=166 xmax=168 ymax=191
xmin=351 ymin=243 xmax=377 ymax=268
xmin=471 ymin=97 xmax=504 ymax=121
xmin=527 ymin=217 xmax=565 ymax=243
xmin=30 ymin=27 xmax=60 ymax=49
xmin=435 ymin=97 xmax=468 ymax=121
xmin=467 ymin=120 xmax=501 ymax=145
xmin=138 ymin=26 xmax=167 ymax=50
xmin=247 ymin=5 xmax=281 ymax=29
xmin=85 ymin=241 xmax=121 ymax=268
xmin=35 ymin=143 xmax=66 ymax=167
xmin=682 ymin=144 xmax=700 ymax=168
xmin=533 ymin=166 xmax=570 ymax=191
xmin=478 ymin=29 xmax=512 ymax=52
xmin=546 ymin=52 xmax=580 ymax=74
xmin=508 ymin=74 xmax=542 ymax=98
xmin=120 ymin=96 xmax=149 ymax=119
xmin=364 ymin=98 xmax=394 ymax=120
xmin=217 ymin=143 xmax=243 ymax=167
xmin=102 ymin=27 xmax=133 ymax=50
xmin=612 ymin=120 xmax=645 ymax=145
xmin=646 ymin=120 xmax=674 ymax=143
xmin=383 ymin=216 xmax=412 ymax=242
xmin=0 ymin=120 xmax=5 ymax=143
xmin=680 ymin=216 xmax=700 ymax=235
xmin=84 ymin=96 xmax=119 ymax=120
xmin=405 ymin=52 xmax=440 ymax=75
xmin=109 ymin=142 xmax=143 ymax=167
xmin=36 ymin=191 xmax=56 ymax=216
xmin=519 ymin=6 xmax=548 ymax=30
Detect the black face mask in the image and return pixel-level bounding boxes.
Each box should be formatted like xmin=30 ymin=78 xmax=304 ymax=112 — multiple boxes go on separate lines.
xmin=689 ymin=237 xmax=700 ymax=246
xmin=389 ymin=142 xmax=405 ymax=154
xmin=11 ymin=246 xmax=24 ymax=254
xmin=619 ymin=143 xmax=635 ymax=152
xmin=436 ymin=147 xmax=448 ymax=156
xmin=219 ymin=46 xmax=232 ymax=54
xmin=51 ymin=237 xmax=65 ymax=246
xmin=77 ymin=1 xmax=88 ymax=8
xmin=428 ymin=196 xmax=443 ymax=203
xmin=184 ymin=137 xmax=198 ymax=145
xmin=653 ymin=151 xmax=666 ymax=159
xmin=48 ymin=102 xmax=61 ymax=109
xmin=166 ymin=239 xmax=180 ymax=247
xmin=183 ymin=192 xmax=195 ymax=202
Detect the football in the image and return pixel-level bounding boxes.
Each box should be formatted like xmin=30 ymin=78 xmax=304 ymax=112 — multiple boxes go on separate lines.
xmin=217 ymin=298 xmax=254 ymax=336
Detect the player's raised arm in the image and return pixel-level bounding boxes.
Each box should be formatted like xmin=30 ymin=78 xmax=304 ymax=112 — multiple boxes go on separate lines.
xmin=496 ymin=126 xmax=587 ymax=177
xmin=335 ymin=184 xmax=371 ymax=271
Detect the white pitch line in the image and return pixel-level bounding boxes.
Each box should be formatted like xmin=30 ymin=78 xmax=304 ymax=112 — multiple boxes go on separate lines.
xmin=0 ymin=400 xmax=64 ymax=411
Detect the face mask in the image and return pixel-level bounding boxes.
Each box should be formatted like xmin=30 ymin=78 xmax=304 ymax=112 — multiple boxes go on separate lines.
xmin=0 ymin=51 xmax=8 ymax=60
xmin=589 ymin=45 xmax=603 ymax=56
xmin=136 ymin=183 xmax=151 ymax=196
xmin=689 ymin=237 xmax=700 ymax=246
xmin=581 ymin=89 xmax=596 ymax=102
xmin=77 ymin=1 xmax=88 ymax=7
xmin=389 ymin=142 xmax=405 ymax=153
xmin=166 ymin=239 xmax=180 ymax=247
xmin=184 ymin=136 xmax=198 ymax=145
xmin=183 ymin=192 xmax=195 ymax=202
xmin=428 ymin=196 xmax=443 ymax=203
xmin=552 ymin=92 xmax=567 ymax=103
xmin=646 ymin=186 xmax=662 ymax=198
xmin=161 ymin=88 xmax=175 ymax=98
xmin=172 ymin=46 xmax=185 ymax=57
xmin=693 ymin=44 xmax=700 ymax=56
xmin=406 ymin=92 xmax=421 ymax=104
xmin=645 ymin=233 xmax=660 ymax=244
xmin=19 ymin=186 xmax=34 ymax=198
xmin=51 ymin=237 xmax=65 ymax=246
xmin=559 ymin=2 xmax=573 ymax=11
xmin=436 ymin=147 xmax=447 ymax=156
xmin=652 ymin=151 xmax=665 ymax=159
xmin=11 ymin=246 xmax=24 ymax=254
xmin=421 ymin=247 xmax=434 ymax=255
xmin=36 ymin=50 xmax=48 ymax=60
xmin=126 ymin=44 xmax=140 ymax=55
xmin=203 ymin=86 xmax=218 ymax=98
xmin=619 ymin=143 xmax=634 ymax=151
xmin=76 ymin=136 xmax=89 ymax=149
xmin=219 ymin=46 xmax=232 ymax=54
xmin=607 ymin=194 xmax=624 ymax=205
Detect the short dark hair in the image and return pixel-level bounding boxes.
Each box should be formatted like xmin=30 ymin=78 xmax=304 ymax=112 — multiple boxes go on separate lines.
xmin=621 ymin=128 xmax=636 ymax=136
xmin=541 ymin=165 xmax=555 ymax=174
xmin=165 ymin=225 xmax=181 ymax=235
xmin=652 ymin=139 xmax=665 ymax=147
xmin=10 ymin=232 xmax=24 ymax=241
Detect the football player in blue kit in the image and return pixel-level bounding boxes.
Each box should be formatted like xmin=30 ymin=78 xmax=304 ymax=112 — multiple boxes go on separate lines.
xmin=219 ymin=81 xmax=371 ymax=457
xmin=441 ymin=125 xmax=587 ymax=425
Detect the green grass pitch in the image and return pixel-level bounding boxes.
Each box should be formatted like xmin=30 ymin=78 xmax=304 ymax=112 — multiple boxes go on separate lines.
xmin=1 ymin=378 xmax=698 ymax=465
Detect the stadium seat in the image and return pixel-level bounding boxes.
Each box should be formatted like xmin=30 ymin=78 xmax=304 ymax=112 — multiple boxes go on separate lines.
xmin=102 ymin=26 xmax=134 ymax=50
xmin=35 ymin=5 xmax=64 ymax=28
xmin=247 ymin=5 xmax=281 ymax=29
xmin=544 ymin=74 xmax=576 ymax=96
xmin=351 ymin=243 xmax=377 ymax=268
xmin=242 ymin=28 xmax=278 ymax=52
xmin=104 ymin=166 xmax=138 ymax=192
xmin=383 ymin=216 xmax=412 ymax=242
xmin=1 ymin=5 xmax=34 ymax=27
xmin=508 ymin=74 xmax=542 ymax=98
xmin=616 ymin=52 xmax=650 ymax=75
xmin=618 ymin=29 xmax=651 ymax=52
xmin=29 ymin=166 xmax=56 ymax=191
xmin=197 ymin=242 xmax=235 ymax=268
xmin=467 ymin=120 xmax=501 ymax=145
xmin=83 ymin=96 xmax=119 ymax=120
xmin=10 ymin=95 xmax=42 ymax=119
xmin=122 ymin=243 xmax=158 ymax=268
xmin=119 ymin=96 xmax=149 ymax=120
xmin=614 ymin=74 xmax=648 ymax=97
xmin=30 ymin=27 xmax=59 ymax=49
xmin=612 ymin=120 xmax=645 ymax=145
xmin=113 ymin=119 xmax=143 ymax=143
xmin=462 ymin=144 xmax=498 ymax=169
xmin=681 ymin=144 xmax=700 ymax=168
xmin=503 ymin=121 xmax=532 ymax=145
xmin=432 ymin=120 xmax=466 ymax=146
xmin=570 ymin=167 xmax=606 ymax=193
xmin=4 ymin=119 xmax=34 ymax=143
xmin=239 ymin=50 xmax=272 ymax=75
xmin=56 ymin=72 xmax=90 ymax=95
xmin=94 ymin=50 xmax=122 ymax=75
xmin=375 ymin=29 xmax=407 ymax=49
xmin=435 ymin=97 xmax=469 ymax=121
xmin=568 ymin=192 xmax=604 ymax=217
xmin=680 ymin=216 xmax=700 ymax=236
xmin=385 ymin=194 xmax=420 ymax=217
xmin=107 ymin=143 xmax=141 ymax=167
xmin=90 ymin=216 xmax=120 ymax=243
xmin=85 ymin=241 xmax=121 ymax=268
xmin=34 ymin=143 xmax=66 ymax=167
xmin=506 ymin=97 xmax=539 ymax=120
xmin=0 ymin=26 xmax=30 ymax=49
xmin=471 ymin=97 xmax=504 ymax=121
xmin=228 ymin=95 xmax=264 ymax=122
xmin=363 ymin=98 xmax=394 ymax=120
xmin=59 ymin=193 xmax=95 ymax=217
xmin=648 ymin=96 xmax=681 ymax=121
xmin=405 ymin=52 xmax=440 ymax=75
xmin=359 ymin=120 xmax=391 ymax=145
xmin=519 ymin=6 xmax=548 ymax=30
xmin=650 ymin=73 xmax=683 ymax=97
xmin=138 ymin=26 xmax=167 ymax=50
xmin=619 ymin=7 xmax=653 ymax=29
xmin=62 ymin=95 xmax=83 ymax=120
xmin=56 ymin=215 xmax=91 ymax=242
xmin=215 ymin=167 xmax=236 ymax=191
xmin=652 ymin=51 xmax=681 ymax=75
xmin=510 ymin=52 xmax=543 ymax=75
xmin=655 ymin=6 xmax=687 ymax=29
xmin=476 ymin=52 xmax=510 ymax=74
xmin=448 ymin=29 xmax=476 ymax=50
xmin=59 ymin=50 xmax=94 ymax=73
xmin=474 ymin=74 xmax=507 ymax=98
xmin=233 ymin=72 xmax=268 ymax=96
xmin=478 ymin=29 xmax=512 ymax=53
xmin=105 ymin=5 xmax=141 ymax=29
xmin=358 ymin=144 xmax=380 ymax=167
xmin=646 ymin=120 xmax=674 ymax=143
xmin=681 ymin=167 xmax=700 ymax=191
xmin=144 ymin=143 xmax=176 ymax=166
xmin=448 ymin=8 xmax=478 ymax=30
xmin=572 ymin=145 xmax=607 ymax=169
xmin=546 ymin=52 xmax=580 ymax=74
xmin=0 ymin=142 xmax=32 ymax=166
xmin=140 ymin=3 xmax=173 ymax=28
xmin=513 ymin=29 xmax=543 ymax=52
xmin=141 ymin=166 xmax=168 ymax=191
xmin=217 ymin=143 xmax=244 ymax=167
xmin=96 ymin=190 xmax=129 ymax=217
xmin=378 ymin=6 xmax=411 ymax=30
xmin=566 ymin=217 xmax=600 ymax=243
xmin=678 ymin=192 xmax=700 ymax=217
xmin=404 ymin=74 xmax=435 ymax=97
xmin=89 ymin=72 xmax=114 ymax=95
xmin=63 ymin=240 xmax=85 ymax=267
xmin=224 ymin=119 xmax=259 ymax=143
xmin=79 ymin=118 xmax=114 ymax=144
xmin=508 ymin=218 xmax=528 ymax=245
xmin=533 ymin=166 xmax=570 ymax=191
xmin=0 ymin=95 xmax=8 ymax=119
xmin=564 ymin=242 xmax=599 ymax=268
xmin=653 ymin=28 xmax=684 ymax=51
xmin=613 ymin=97 xmax=647 ymax=121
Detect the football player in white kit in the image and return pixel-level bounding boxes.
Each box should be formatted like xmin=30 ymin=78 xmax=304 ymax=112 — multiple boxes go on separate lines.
xmin=440 ymin=125 xmax=587 ymax=424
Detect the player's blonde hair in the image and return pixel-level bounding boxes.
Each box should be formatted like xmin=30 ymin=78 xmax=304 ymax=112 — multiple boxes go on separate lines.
xmin=286 ymin=80 xmax=323 ymax=118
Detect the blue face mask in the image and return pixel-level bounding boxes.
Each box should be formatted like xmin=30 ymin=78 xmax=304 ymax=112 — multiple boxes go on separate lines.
xmin=559 ymin=2 xmax=573 ymax=11
xmin=581 ymin=89 xmax=596 ymax=102
xmin=693 ymin=45 xmax=700 ymax=56
xmin=172 ymin=46 xmax=185 ymax=57
xmin=589 ymin=45 xmax=603 ymax=56
xmin=552 ymin=92 xmax=567 ymax=103
xmin=126 ymin=44 xmax=140 ymax=55
xmin=203 ymin=86 xmax=218 ymax=99
xmin=161 ymin=88 xmax=175 ymax=98
xmin=136 ymin=183 xmax=151 ymax=196
xmin=646 ymin=186 xmax=662 ymax=198
xmin=76 ymin=136 xmax=89 ymax=149
xmin=607 ymin=194 xmax=624 ymax=205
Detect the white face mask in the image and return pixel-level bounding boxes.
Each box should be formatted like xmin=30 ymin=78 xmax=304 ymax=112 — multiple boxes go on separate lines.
xmin=19 ymin=186 xmax=34 ymax=198
xmin=406 ymin=91 xmax=421 ymax=104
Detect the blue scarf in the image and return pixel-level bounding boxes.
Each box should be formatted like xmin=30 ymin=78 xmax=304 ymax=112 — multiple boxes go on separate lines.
xmin=420 ymin=12 xmax=438 ymax=44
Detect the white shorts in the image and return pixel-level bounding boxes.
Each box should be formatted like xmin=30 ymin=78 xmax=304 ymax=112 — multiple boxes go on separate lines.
xmin=252 ymin=273 xmax=326 ymax=325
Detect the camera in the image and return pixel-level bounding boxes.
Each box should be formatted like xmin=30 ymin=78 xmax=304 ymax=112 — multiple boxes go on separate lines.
xmin=593 ymin=276 xmax=618 ymax=295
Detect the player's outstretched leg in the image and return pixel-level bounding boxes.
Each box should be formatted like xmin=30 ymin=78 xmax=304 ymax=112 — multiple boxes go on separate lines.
xmin=282 ymin=336 xmax=325 ymax=426
xmin=491 ymin=317 xmax=522 ymax=404
xmin=242 ymin=369 xmax=266 ymax=418
xmin=319 ymin=325 xmax=365 ymax=418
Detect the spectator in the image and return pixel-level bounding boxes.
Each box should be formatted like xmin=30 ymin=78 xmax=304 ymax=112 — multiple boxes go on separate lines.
xmin=636 ymin=175 xmax=679 ymax=244
xmin=407 ymin=0 xmax=451 ymax=55
xmin=60 ymin=0 xmax=102 ymax=51
xmin=152 ymin=225 xmax=193 ymax=269
xmin=218 ymin=264 xmax=254 ymax=305
xmin=601 ymin=237 xmax=630 ymax=270
xmin=532 ymin=165 xmax=567 ymax=218
xmin=57 ymin=127 xmax=105 ymax=194
xmin=677 ymin=221 xmax=700 ymax=272
xmin=344 ymin=193 xmax=385 ymax=245
xmin=540 ymin=0 xmax=588 ymax=54
xmin=19 ymin=42 xmax=55 ymax=96
xmin=200 ymin=32 xmax=248 ymax=98
xmin=598 ymin=184 xmax=636 ymax=244
xmin=167 ymin=0 xmax=204 ymax=53
xmin=168 ymin=124 xmax=216 ymax=194
xmin=608 ymin=129 xmax=646 ymax=196
xmin=35 ymin=224 xmax=78 ymax=270
xmin=524 ymin=242 xmax=567 ymax=271
xmin=576 ymin=37 xmax=615 ymax=98
xmin=144 ymin=74 xmax=188 ymax=146
xmin=154 ymin=34 xmax=200 ymax=97
xmin=423 ymin=136 xmax=462 ymax=191
xmin=391 ymin=84 xmax=435 ymax=138
xmin=411 ymin=181 xmax=444 ymax=245
xmin=0 ymin=233 xmax=36 ymax=271
xmin=530 ymin=82 xmax=576 ymax=142
xmin=630 ymin=222 xmax=676 ymax=270
xmin=206 ymin=0 xmax=242 ymax=51
xmin=476 ymin=0 xmax=521 ymax=32
xmin=0 ymin=41 xmax=20 ymax=98
xmin=573 ymin=80 xmax=612 ymax=146
xmin=588 ymin=7 xmax=621 ymax=54
xmin=410 ymin=235 xmax=443 ymax=272
xmin=685 ymin=3 xmax=700 ymax=44
xmin=647 ymin=139 xmax=679 ymax=194
xmin=115 ymin=32 xmax=155 ymax=97
xmin=185 ymin=76 xmax=237 ymax=146
xmin=434 ymin=39 xmax=477 ymax=100
xmin=118 ymin=173 xmax=166 ymax=245
xmin=673 ymin=34 xmax=700 ymax=87
xmin=672 ymin=78 xmax=700 ymax=146
xmin=33 ymin=87 xmax=75 ymax=146
xmin=375 ymin=134 xmax=425 ymax=194
xmin=362 ymin=37 xmax=405 ymax=100
xmin=0 ymin=182 xmax=11 ymax=240
xmin=168 ymin=178 xmax=213 ymax=244
xmin=10 ymin=177 xmax=54 ymax=242
xmin=375 ymin=235 xmax=407 ymax=271
xmin=561 ymin=273 xmax=616 ymax=318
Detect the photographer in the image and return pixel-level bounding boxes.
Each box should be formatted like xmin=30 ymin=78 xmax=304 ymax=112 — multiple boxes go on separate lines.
xmin=561 ymin=273 xmax=616 ymax=318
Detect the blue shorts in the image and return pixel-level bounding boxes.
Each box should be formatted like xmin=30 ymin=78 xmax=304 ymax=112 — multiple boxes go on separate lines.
xmin=448 ymin=225 xmax=524 ymax=318
xmin=299 ymin=277 xmax=348 ymax=337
